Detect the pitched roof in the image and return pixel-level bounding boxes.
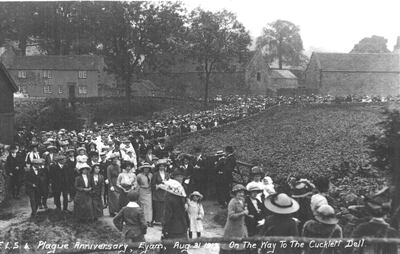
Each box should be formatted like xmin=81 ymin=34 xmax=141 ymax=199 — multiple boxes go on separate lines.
xmin=0 ymin=61 xmax=18 ymax=92
xmin=313 ymin=52 xmax=400 ymax=72
xmin=8 ymin=55 xmax=104 ymax=71
xmin=270 ymin=69 xmax=298 ymax=79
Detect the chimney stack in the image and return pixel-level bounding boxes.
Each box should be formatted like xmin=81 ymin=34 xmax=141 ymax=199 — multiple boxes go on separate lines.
xmin=394 ymin=36 xmax=400 ymax=53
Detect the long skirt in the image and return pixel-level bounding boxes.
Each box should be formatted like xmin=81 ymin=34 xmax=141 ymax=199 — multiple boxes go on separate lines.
xmin=92 ymin=195 xmax=104 ymax=218
xmin=108 ymin=188 xmax=120 ymax=215
xmin=119 ymin=191 xmax=129 ymax=210
xmin=74 ymin=191 xmax=94 ymax=221
xmin=153 ymin=200 xmax=165 ymax=223
xmin=138 ymin=187 xmax=152 ymax=223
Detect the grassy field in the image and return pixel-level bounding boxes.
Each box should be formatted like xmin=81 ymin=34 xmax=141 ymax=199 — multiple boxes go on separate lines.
xmin=176 ymin=103 xmax=389 ymax=208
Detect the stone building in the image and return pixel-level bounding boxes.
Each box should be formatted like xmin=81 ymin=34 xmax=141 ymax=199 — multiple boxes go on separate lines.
xmin=269 ymin=69 xmax=299 ymax=91
xmin=0 ymin=46 xmax=114 ymax=99
xmin=0 ymin=61 xmax=18 ymax=145
xmin=245 ymin=50 xmax=270 ymax=95
xmin=304 ymin=52 xmax=400 ymax=96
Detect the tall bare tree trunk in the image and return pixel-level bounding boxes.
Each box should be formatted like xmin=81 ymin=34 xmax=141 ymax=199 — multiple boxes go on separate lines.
xmin=204 ymin=71 xmax=210 ymax=107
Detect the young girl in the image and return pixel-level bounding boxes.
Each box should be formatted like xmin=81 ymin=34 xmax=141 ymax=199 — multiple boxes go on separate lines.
xmin=186 ymin=191 xmax=204 ymax=238
xmin=76 ymin=147 xmax=88 ymax=171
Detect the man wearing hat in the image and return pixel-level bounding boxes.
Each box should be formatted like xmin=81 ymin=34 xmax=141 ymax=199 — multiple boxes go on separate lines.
xmin=245 ymin=182 xmax=268 ymax=237
xmin=214 ymin=150 xmax=227 ymax=207
xmin=153 ymin=138 xmax=168 ymax=159
xmin=190 ymin=146 xmax=207 ymax=198
xmin=5 ymin=145 xmax=24 ymax=199
xmin=49 ymin=155 xmax=69 ymax=211
xmin=25 ymin=159 xmax=44 ymax=217
xmin=64 ymin=148 xmax=77 ymax=201
xmin=220 ymin=146 xmax=236 ymax=207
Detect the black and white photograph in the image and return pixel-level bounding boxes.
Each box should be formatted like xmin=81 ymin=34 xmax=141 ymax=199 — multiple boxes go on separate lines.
xmin=0 ymin=0 xmax=400 ymax=253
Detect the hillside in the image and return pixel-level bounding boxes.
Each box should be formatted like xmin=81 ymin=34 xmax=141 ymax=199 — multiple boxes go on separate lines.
xmin=176 ymin=103 xmax=388 ymax=205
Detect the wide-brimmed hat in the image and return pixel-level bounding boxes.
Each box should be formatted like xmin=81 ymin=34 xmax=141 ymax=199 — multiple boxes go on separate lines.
xmin=66 ymin=148 xmax=75 ymax=154
xmin=138 ymin=162 xmax=153 ymax=170
xmin=292 ymin=179 xmax=315 ymax=198
xmin=189 ymin=191 xmax=203 ymax=200
xmin=232 ymin=184 xmax=246 ymax=193
xmin=314 ymin=204 xmax=338 ymax=225
xmin=156 ymin=158 xmax=169 ymax=167
xmin=47 ymin=145 xmax=57 ymax=151
xmin=77 ymin=147 xmax=86 ymax=153
xmin=78 ymin=163 xmax=91 ymax=172
xmin=54 ymin=155 xmax=66 ymax=162
xmin=159 ymin=179 xmax=186 ymax=197
xmin=250 ymin=166 xmax=264 ymax=176
xmin=215 ymin=150 xmax=225 ymax=156
xmin=264 ymin=193 xmax=300 ymax=214
xmin=246 ymin=182 xmax=264 ymax=192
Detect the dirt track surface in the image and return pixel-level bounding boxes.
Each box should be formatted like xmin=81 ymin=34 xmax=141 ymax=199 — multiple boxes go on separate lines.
xmin=0 ymin=196 xmax=224 ymax=254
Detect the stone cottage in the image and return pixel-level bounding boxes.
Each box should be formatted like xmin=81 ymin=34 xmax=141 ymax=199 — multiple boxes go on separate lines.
xmin=304 ymin=52 xmax=400 ymax=96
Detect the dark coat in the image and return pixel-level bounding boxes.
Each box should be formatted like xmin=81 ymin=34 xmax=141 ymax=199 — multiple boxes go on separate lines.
xmin=262 ymin=214 xmax=300 ymax=254
xmin=151 ymin=170 xmax=169 ymax=201
xmin=113 ymin=205 xmax=147 ymax=241
xmin=91 ymin=174 xmax=104 ymax=218
xmin=25 ymin=168 xmax=41 ymax=194
xmin=163 ymin=193 xmax=188 ymax=235
xmin=245 ymin=196 xmax=268 ymax=236
xmin=64 ymin=158 xmax=77 ymax=189
xmin=5 ymin=154 xmax=22 ymax=175
xmin=223 ymin=154 xmax=236 ymax=183
xmin=49 ymin=163 xmax=68 ymax=192
xmin=351 ymin=218 xmax=399 ymax=254
xmin=302 ymin=219 xmax=343 ymax=254
xmin=74 ymin=175 xmax=94 ymax=220
xmin=153 ymin=146 xmax=169 ymax=159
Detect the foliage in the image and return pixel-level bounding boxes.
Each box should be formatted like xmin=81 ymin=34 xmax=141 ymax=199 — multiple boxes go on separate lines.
xmin=187 ymin=8 xmax=251 ymax=105
xmin=366 ymin=108 xmax=400 ymax=171
xmin=256 ymin=19 xmax=306 ymax=69
xmin=350 ymin=35 xmax=390 ymax=53
xmin=15 ymin=99 xmax=82 ymax=131
xmin=176 ymin=104 xmax=388 ymax=209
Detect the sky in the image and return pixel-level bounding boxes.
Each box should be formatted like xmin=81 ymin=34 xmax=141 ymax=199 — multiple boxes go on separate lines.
xmin=183 ymin=0 xmax=400 ymax=54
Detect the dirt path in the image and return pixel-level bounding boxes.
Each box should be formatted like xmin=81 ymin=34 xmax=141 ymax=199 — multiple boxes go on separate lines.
xmin=1 ymin=196 xmax=224 ymax=254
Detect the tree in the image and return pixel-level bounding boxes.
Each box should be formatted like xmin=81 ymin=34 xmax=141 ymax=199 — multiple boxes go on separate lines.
xmin=0 ymin=2 xmax=40 ymax=55
xmin=256 ymin=20 xmax=304 ymax=69
xmin=350 ymin=35 xmax=390 ymax=53
xmin=187 ymin=8 xmax=251 ymax=105
xmin=92 ymin=1 xmax=186 ymax=104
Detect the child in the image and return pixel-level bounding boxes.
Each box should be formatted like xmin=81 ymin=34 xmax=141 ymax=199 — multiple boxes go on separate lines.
xmin=113 ymin=191 xmax=147 ymax=244
xmin=186 ymin=191 xmax=204 ymax=238
xmin=75 ymin=147 xmax=88 ymax=171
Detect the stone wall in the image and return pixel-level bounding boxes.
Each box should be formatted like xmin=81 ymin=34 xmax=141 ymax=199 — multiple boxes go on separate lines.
xmin=320 ymin=72 xmax=400 ymax=96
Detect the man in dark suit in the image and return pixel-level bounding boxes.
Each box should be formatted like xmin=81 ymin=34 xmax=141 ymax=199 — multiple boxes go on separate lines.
xmin=190 ymin=146 xmax=207 ymax=198
xmin=25 ymin=159 xmax=43 ymax=218
xmin=214 ymin=151 xmax=227 ymax=207
xmin=153 ymin=138 xmax=169 ymax=159
xmin=245 ymin=183 xmax=267 ymax=237
xmin=222 ymin=146 xmax=236 ymax=207
xmin=5 ymin=145 xmax=24 ymax=199
xmin=49 ymin=155 xmax=69 ymax=211
xmin=64 ymin=148 xmax=77 ymax=201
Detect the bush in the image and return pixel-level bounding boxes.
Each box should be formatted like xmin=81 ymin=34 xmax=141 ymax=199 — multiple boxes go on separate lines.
xmin=15 ymin=99 xmax=83 ymax=131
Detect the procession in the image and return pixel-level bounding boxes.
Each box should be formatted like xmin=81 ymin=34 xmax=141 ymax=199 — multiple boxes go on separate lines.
xmin=0 ymin=94 xmax=399 ymax=254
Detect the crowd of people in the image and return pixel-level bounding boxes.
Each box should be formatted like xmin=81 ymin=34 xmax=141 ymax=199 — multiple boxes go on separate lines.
xmin=0 ymin=94 xmax=399 ymax=254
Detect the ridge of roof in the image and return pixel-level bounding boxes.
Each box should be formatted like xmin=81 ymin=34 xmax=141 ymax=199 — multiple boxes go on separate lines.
xmin=0 ymin=61 xmax=18 ymax=92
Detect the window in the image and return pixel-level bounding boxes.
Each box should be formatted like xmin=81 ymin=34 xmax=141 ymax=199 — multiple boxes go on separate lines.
xmin=78 ymin=71 xmax=87 ymax=79
xmin=18 ymin=71 xmax=26 ymax=79
xmin=78 ymin=85 xmax=87 ymax=94
xmin=43 ymin=85 xmax=52 ymax=94
xmin=58 ymin=85 xmax=63 ymax=94
xmin=256 ymin=72 xmax=261 ymax=81
xmin=43 ymin=70 xmax=52 ymax=79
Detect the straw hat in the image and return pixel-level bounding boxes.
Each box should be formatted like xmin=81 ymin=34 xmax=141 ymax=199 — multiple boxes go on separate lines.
xmin=264 ymin=193 xmax=300 ymax=214
xmin=159 ymin=179 xmax=186 ymax=197
xmin=47 ymin=145 xmax=57 ymax=151
xmin=156 ymin=158 xmax=169 ymax=167
xmin=215 ymin=150 xmax=225 ymax=156
xmin=138 ymin=162 xmax=153 ymax=170
xmin=232 ymin=184 xmax=246 ymax=193
xmin=246 ymin=182 xmax=264 ymax=192
xmin=78 ymin=163 xmax=91 ymax=172
xmin=189 ymin=191 xmax=203 ymax=200
xmin=250 ymin=166 xmax=264 ymax=176
xmin=31 ymin=158 xmax=45 ymax=165
xmin=77 ymin=147 xmax=86 ymax=153
xmin=292 ymin=179 xmax=315 ymax=198
xmin=314 ymin=204 xmax=338 ymax=225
